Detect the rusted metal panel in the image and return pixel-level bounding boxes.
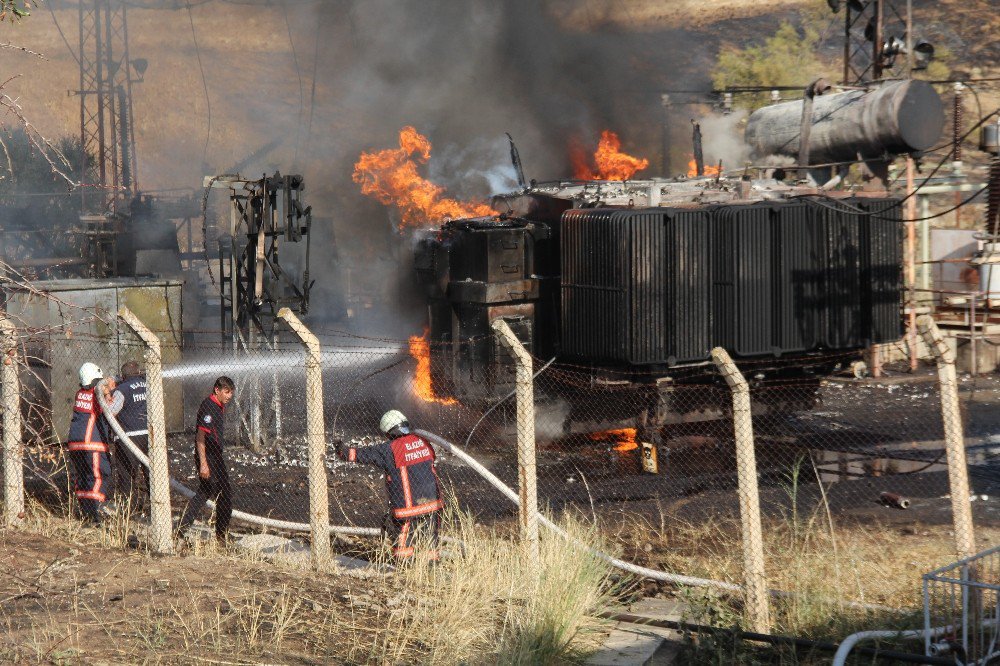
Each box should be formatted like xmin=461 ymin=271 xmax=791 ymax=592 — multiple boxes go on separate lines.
xmin=2 ymin=278 xmax=184 ymax=440
xmin=119 ymin=282 xmax=184 ymax=433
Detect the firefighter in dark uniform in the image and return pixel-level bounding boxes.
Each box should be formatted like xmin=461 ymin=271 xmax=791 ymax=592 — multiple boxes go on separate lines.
xmin=178 ymin=376 xmax=235 ymax=543
xmin=67 ymin=362 xmax=115 ymax=524
xmin=109 ymin=361 xmax=149 ymax=505
xmin=336 ymin=410 xmax=444 ymax=560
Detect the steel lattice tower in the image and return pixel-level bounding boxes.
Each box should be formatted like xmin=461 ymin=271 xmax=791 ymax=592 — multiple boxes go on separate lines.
xmin=78 ymin=0 xmax=138 ymax=216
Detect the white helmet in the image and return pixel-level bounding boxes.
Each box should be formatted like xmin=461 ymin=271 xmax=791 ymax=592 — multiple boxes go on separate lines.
xmin=379 ymin=409 xmax=409 ymax=435
xmin=79 ymin=362 xmax=103 ymax=386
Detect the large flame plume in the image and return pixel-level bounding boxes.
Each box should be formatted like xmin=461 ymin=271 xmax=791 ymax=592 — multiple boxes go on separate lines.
xmin=572 ymin=130 xmax=649 ymax=181
xmin=588 ymin=427 xmax=639 ymax=452
xmin=353 ymin=126 xmax=495 ymax=229
xmin=408 ymin=329 xmax=458 ymax=406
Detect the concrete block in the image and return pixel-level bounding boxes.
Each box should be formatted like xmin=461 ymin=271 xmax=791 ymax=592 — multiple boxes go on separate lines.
xmin=955 ymin=339 xmax=999 ymax=375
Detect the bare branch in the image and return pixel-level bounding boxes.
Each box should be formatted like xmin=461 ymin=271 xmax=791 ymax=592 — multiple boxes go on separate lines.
xmin=0 ymin=82 xmax=79 ymax=187
xmin=0 ymin=41 xmax=46 ymax=60
xmin=0 ymin=132 xmax=13 ymax=178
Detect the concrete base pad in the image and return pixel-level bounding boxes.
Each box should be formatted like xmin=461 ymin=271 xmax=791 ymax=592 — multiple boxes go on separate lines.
xmin=587 ymin=599 xmax=686 ymax=666
xmin=235 ymin=533 xmax=378 ymax=574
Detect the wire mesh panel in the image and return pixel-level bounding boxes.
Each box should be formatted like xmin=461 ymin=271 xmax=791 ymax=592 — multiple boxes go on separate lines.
xmin=924 ymin=545 xmax=1000 ymax=663
xmin=5 ymin=290 xmax=999 ymax=619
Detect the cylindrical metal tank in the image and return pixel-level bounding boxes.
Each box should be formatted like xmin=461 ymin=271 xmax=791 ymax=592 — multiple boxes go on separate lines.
xmin=744 ymin=80 xmax=944 ymax=164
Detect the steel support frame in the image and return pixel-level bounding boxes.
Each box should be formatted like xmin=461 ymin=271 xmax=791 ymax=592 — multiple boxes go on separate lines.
xmin=209 ymin=174 xmax=312 ymax=451
xmin=218 ymin=174 xmax=311 ymax=344
xmin=841 ymin=0 xmax=911 ymax=85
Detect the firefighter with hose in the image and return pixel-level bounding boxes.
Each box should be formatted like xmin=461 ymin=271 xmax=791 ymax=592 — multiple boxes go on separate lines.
xmin=67 ymin=362 xmax=116 ymax=525
xmin=108 ymin=361 xmax=150 ymax=508
xmin=335 ymin=410 xmax=444 ymax=561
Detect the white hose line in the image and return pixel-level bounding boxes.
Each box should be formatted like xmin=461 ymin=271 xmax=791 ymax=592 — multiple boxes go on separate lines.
xmin=415 ymin=429 xmax=740 ymax=591
xmin=95 ymin=383 xmax=380 ymax=537
xmin=417 ymin=429 xmax=905 ymax=614
xmin=831 ymin=629 xmax=930 ymax=666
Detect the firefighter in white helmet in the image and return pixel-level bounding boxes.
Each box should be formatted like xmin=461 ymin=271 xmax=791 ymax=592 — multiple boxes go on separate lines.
xmin=336 ymin=410 xmax=444 ymax=560
xmin=66 ymin=362 xmax=116 ymax=524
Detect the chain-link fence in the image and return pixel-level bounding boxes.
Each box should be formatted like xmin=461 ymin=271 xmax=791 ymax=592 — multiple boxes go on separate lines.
xmin=3 ymin=295 xmax=999 ymax=632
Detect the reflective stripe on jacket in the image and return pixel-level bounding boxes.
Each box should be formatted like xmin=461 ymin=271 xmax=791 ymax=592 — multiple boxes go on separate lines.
xmin=67 ymin=388 xmax=109 ymax=452
xmin=344 ymin=434 xmax=443 ymax=518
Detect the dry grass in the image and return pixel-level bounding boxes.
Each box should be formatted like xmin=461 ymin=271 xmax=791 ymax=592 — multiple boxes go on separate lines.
xmin=601 ymin=492 xmax=991 ymax=649
xmin=6 ymin=496 xmax=625 ymax=663
xmin=342 ymin=505 xmax=625 ymax=664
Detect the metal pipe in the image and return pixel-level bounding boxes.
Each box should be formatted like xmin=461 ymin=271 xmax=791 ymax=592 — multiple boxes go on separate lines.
xmin=907 ymin=156 xmax=919 ymax=372
xmin=873 ymin=0 xmax=883 ymax=80
xmin=602 ymin=613 xmax=951 ymax=665
xmin=833 ymin=628 xmax=946 ymax=666
xmin=880 ymin=492 xmax=911 ymax=509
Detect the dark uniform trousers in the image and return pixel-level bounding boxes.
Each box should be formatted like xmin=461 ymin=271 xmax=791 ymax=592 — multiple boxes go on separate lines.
xmin=114 ymin=433 xmax=149 ymax=506
xmin=67 ymin=387 xmax=112 ymax=523
xmin=177 ymin=448 xmax=232 ymax=538
xmin=70 ymin=450 xmax=112 ymax=523
xmin=385 ymin=510 xmax=441 ymax=560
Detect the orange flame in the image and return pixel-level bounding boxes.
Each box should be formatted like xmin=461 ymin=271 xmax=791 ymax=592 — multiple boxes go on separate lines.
xmin=588 ymin=427 xmax=639 ymax=452
xmin=572 ymin=130 xmax=649 ymax=181
xmin=687 ymin=157 xmax=723 ymax=178
xmin=408 ymin=329 xmax=458 ymax=406
xmin=353 ymin=126 xmax=495 ymax=229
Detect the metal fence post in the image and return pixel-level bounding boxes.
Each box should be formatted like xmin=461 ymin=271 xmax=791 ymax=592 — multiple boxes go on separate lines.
xmin=492 ymin=319 xmax=539 ymax=560
xmin=918 ymin=315 xmax=977 ymax=559
xmin=1 ymin=317 xmax=24 ymax=525
xmin=277 ymin=308 xmax=331 ymax=568
xmin=711 ymin=347 xmax=771 ymax=634
xmin=118 ymin=307 xmax=173 ymax=555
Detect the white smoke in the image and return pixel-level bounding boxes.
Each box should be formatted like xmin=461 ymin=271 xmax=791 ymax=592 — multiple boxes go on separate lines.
xmin=428 ymin=135 xmax=520 ymax=198
xmin=698 ymin=110 xmax=752 ymax=171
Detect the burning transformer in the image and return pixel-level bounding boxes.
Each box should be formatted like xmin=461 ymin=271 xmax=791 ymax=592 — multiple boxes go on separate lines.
xmin=411 ymin=79 xmax=943 ymax=429
xmin=415 ymin=186 xmax=900 ymax=420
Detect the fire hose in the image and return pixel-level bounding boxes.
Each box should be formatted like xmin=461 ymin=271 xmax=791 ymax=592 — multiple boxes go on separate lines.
xmin=415 ymin=429 xmax=744 ymax=591
xmin=415 ymin=428 xmax=899 ymax=612
xmin=95 ymin=380 xmax=380 ymax=537
xmin=92 ymin=380 xmax=895 ymax=610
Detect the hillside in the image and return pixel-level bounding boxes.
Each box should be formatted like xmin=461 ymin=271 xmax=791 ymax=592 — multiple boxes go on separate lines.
xmin=3 ymin=0 xmax=997 ymax=238
xmin=11 ymin=0 xmax=1000 ymax=196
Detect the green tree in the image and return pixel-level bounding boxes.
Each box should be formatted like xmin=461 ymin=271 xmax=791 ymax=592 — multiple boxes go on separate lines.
xmin=0 ymin=129 xmax=90 ymax=276
xmin=1 ymin=0 xmax=32 ymax=21
xmin=712 ymin=21 xmax=835 ymax=111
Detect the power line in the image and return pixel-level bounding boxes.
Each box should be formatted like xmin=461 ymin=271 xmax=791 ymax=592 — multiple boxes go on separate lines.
xmin=47 ymin=0 xmax=80 ymax=65
xmin=284 ymin=8 xmax=304 ymax=170
xmin=186 ymin=2 xmax=212 ymax=167
xmin=303 ymin=1 xmax=322 ymax=162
